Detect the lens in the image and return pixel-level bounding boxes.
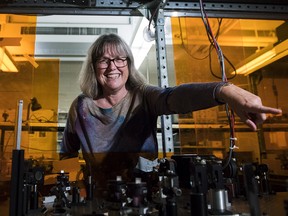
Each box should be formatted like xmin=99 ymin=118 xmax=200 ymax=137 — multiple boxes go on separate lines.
xmin=97 ymin=57 xmax=127 ymax=69
xmin=114 ymin=58 xmax=127 ymax=68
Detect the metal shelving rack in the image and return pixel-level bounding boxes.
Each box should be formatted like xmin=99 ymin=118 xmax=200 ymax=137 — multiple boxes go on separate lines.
xmin=0 ymin=0 xmax=288 ymax=19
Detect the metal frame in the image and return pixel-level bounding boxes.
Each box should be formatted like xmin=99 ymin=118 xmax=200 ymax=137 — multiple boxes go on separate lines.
xmin=153 ymin=2 xmax=174 ymax=155
xmin=0 ymin=1 xmax=288 ymax=19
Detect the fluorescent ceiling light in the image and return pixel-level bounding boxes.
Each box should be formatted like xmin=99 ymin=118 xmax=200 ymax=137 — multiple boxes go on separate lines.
xmin=235 ymin=50 xmax=276 ymax=75
xmin=0 ymin=47 xmax=18 ymax=72
xmin=234 ymin=39 xmax=288 ymax=76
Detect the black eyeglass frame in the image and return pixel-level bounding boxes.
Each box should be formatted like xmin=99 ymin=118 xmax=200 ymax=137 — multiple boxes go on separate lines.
xmin=96 ymin=57 xmax=128 ymax=69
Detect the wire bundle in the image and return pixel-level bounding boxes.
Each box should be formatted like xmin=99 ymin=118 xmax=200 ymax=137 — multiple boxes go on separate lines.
xmin=199 ymin=0 xmax=237 ymax=169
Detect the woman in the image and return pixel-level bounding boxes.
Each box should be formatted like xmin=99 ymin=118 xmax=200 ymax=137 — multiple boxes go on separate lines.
xmin=60 ymin=33 xmax=281 ymax=189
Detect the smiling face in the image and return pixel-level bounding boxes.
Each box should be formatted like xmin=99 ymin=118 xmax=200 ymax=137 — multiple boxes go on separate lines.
xmin=95 ymin=44 xmax=129 ymax=96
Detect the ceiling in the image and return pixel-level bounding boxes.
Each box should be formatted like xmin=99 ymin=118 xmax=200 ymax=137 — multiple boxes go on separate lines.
xmin=0 ymin=14 xmax=157 ymax=69
xmin=0 ymin=13 xmax=287 ymax=74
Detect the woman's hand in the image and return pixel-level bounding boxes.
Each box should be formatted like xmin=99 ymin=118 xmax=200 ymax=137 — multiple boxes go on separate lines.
xmin=217 ymin=84 xmax=282 ymax=131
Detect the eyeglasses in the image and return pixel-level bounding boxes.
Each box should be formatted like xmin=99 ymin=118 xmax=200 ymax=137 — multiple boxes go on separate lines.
xmin=96 ymin=57 xmax=128 ymax=69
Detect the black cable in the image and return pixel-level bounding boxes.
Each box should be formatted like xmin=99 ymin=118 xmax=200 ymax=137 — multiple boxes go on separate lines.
xmin=199 ymin=0 xmax=237 ymax=169
xmin=178 ymin=17 xmax=211 ymax=61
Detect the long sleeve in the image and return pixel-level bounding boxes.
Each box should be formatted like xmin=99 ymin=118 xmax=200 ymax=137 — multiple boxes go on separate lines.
xmin=59 ymin=99 xmax=80 ymax=159
xmin=144 ymin=82 xmax=223 ymax=115
xmin=167 ymin=82 xmax=223 ymax=113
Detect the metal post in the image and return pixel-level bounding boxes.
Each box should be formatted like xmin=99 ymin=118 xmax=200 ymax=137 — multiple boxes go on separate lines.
xmin=154 ymin=1 xmax=174 ymax=156
xmin=9 ymin=100 xmax=25 ymax=216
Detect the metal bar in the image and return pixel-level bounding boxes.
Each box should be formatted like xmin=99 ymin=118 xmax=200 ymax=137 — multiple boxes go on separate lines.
xmin=164 ymin=2 xmax=288 ymax=19
xmin=14 ymin=100 xmax=23 ymax=150
xmin=9 ymin=100 xmax=25 ymax=216
xmin=0 ymin=1 xmax=288 ymax=19
xmin=154 ymin=2 xmax=174 ymax=156
xmin=9 ymin=149 xmax=25 ymax=216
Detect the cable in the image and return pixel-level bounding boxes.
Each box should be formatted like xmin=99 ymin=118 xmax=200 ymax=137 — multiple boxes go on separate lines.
xmin=199 ymin=0 xmax=237 ymax=169
xmin=178 ymin=17 xmax=211 ymax=61
xmin=178 ymin=15 xmax=237 ymax=79
xmin=199 ymin=0 xmax=225 ymax=80
xmin=29 ymin=113 xmax=55 ymax=123
xmin=148 ymin=3 xmax=161 ymax=31
xmin=208 ymin=44 xmax=237 ymax=80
